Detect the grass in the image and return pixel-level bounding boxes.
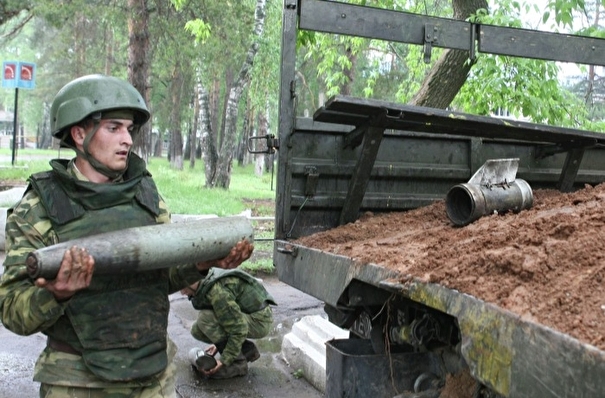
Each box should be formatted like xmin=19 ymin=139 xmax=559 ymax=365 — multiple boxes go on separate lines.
xmin=0 ymin=148 xmax=277 ymax=274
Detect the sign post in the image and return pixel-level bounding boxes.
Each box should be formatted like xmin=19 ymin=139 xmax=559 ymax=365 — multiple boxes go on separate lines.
xmin=2 ymin=61 xmax=36 ymax=165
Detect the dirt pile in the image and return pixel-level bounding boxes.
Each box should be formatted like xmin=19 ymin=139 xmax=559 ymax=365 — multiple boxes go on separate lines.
xmin=296 ymin=183 xmax=605 ymax=350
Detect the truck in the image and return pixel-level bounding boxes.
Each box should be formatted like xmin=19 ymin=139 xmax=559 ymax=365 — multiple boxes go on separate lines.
xmin=263 ymin=1 xmax=605 ymax=397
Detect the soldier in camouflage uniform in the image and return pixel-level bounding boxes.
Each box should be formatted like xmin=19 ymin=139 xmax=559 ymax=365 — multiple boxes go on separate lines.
xmin=183 ymin=268 xmax=276 ymax=379
xmin=0 ymin=74 xmax=253 ymax=397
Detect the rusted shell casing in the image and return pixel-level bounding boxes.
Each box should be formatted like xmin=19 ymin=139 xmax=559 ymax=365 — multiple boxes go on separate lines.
xmin=26 ymin=216 xmax=254 ymax=280
xmin=445 ymin=179 xmax=533 ymax=227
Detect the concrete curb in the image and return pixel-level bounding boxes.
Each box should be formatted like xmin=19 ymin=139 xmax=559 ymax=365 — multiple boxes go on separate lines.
xmin=281 ymin=315 xmax=349 ymax=393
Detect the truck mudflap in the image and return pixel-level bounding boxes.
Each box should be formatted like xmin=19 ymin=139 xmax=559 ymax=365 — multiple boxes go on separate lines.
xmin=275 ymin=241 xmax=605 ymax=398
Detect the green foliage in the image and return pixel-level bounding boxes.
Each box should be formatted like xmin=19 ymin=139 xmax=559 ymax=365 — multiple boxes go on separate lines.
xmin=3 ymin=0 xmax=605 ymax=158
xmin=296 ymin=0 xmax=452 ymax=107
xmin=454 ymin=55 xmax=589 ymax=127
xmin=184 ymin=19 xmax=212 ymax=43
xmin=546 ymin=0 xmax=585 ymax=28
xmin=170 ymin=0 xmax=187 ymax=8
xmin=454 ymin=4 xmax=601 ymax=130
xmin=247 ymin=0 xmax=282 ymax=121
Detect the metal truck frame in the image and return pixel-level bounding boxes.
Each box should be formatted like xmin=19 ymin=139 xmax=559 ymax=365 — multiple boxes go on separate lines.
xmin=269 ymin=1 xmax=605 ymax=396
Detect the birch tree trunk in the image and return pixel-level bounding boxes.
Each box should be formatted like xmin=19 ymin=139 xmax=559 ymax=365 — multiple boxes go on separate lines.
xmin=128 ymin=0 xmax=151 ymax=161
xmin=211 ymin=0 xmax=267 ymax=189
xmin=39 ymin=102 xmax=52 ymax=149
xmin=169 ymin=66 xmax=184 ymax=170
xmin=198 ymin=84 xmax=219 ymax=187
xmin=255 ymin=105 xmax=269 ymax=177
xmin=190 ymin=84 xmax=200 ymax=169
xmin=410 ymin=0 xmax=488 ymax=108
xmin=238 ymin=95 xmax=255 ymax=167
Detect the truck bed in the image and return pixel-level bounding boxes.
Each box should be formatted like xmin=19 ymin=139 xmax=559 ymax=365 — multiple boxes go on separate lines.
xmin=275 ymin=238 xmax=605 ymax=397
xmin=275 ymin=2 xmax=605 ymax=396
xmin=275 ymin=184 xmax=605 ymax=396
xmin=273 ymin=98 xmax=605 ymax=397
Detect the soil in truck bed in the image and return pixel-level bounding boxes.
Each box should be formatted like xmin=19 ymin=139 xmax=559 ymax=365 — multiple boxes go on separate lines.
xmin=296 ymin=183 xmax=605 ymax=350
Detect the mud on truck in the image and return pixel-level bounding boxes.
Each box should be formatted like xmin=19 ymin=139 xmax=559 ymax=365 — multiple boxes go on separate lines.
xmin=258 ymin=1 xmax=605 ymax=397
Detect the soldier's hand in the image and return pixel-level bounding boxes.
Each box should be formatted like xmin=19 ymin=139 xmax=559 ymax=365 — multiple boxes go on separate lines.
xmin=205 ymin=344 xmax=218 ymax=356
xmin=196 ymin=239 xmax=254 ymax=271
xmin=35 ymin=246 xmax=95 ymax=302
xmin=202 ymin=358 xmax=224 ymax=376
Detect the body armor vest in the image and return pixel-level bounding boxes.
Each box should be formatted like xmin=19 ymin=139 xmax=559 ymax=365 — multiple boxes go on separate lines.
xmin=191 ymin=268 xmax=277 ymax=313
xmin=28 ymin=155 xmax=170 ymax=382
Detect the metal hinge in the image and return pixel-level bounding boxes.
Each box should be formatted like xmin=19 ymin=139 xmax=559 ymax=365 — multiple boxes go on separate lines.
xmin=247 ymin=134 xmax=280 ymax=154
xmin=304 ymin=166 xmax=319 ymax=197
xmin=423 ymin=24 xmax=438 ymax=63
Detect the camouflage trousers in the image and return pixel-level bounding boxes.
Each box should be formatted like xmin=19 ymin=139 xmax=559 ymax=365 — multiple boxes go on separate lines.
xmin=39 ymin=362 xmax=177 ymax=398
xmin=190 ymin=306 xmax=273 ymax=343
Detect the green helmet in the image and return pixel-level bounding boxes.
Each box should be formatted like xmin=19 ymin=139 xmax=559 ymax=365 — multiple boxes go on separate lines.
xmin=50 ymin=74 xmax=150 ymax=146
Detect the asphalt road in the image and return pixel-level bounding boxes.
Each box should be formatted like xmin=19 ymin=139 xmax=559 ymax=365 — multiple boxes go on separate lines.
xmin=0 ymin=251 xmax=326 ymax=398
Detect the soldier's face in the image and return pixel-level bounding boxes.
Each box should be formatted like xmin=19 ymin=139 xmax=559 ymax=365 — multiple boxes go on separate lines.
xmin=87 ymin=119 xmax=134 ymax=171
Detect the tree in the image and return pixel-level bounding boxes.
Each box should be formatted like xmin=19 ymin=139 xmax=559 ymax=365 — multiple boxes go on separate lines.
xmin=196 ymin=83 xmax=219 ymax=186
xmin=410 ymin=0 xmax=488 ymax=108
xmin=168 ymin=64 xmax=185 ymax=169
xmin=174 ymin=0 xmax=270 ymax=187
xmin=0 ymin=1 xmax=32 ymax=31
xmin=128 ymin=0 xmax=152 ymax=161
xmin=299 ymin=0 xmax=486 ymax=109
xmin=210 ymin=0 xmax=267 ymax=189
xmin=2 ymin=0 xmax=604 ymax=167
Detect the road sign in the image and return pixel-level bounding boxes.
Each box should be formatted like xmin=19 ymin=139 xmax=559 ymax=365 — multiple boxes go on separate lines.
xmin=2 ymin=61 xmax=36 ymax=89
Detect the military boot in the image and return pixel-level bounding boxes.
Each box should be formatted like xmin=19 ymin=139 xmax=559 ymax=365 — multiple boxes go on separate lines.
xmin=209 ymin=353 xmax=248 ymax=379
xmin=242 ymin=340 xmax=260 ymax=362
xmin=214 ymin=340 xmax=260 ymax=362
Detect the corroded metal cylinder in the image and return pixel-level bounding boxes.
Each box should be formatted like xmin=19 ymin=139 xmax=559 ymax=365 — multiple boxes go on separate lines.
xmin=445 ymin=179 xmax=533 ymax=227
xmin=26 ymin=217 xmax=254 ymax=280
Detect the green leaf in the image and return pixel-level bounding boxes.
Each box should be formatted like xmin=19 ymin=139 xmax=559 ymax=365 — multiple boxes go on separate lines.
xmin=184 ymin=19 xmax=212 ymax=43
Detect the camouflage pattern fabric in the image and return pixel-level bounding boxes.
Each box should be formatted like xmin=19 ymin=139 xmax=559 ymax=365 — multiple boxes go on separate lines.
xmin=0 ymin=158 xmax=203 ymax=390
xmin=189 ymin=275 xmax=275 ymax=366
xmin=37 ymin=339 xmax=177 ymax=396
xmin=191 ymin=306 xmax=273 ymax=346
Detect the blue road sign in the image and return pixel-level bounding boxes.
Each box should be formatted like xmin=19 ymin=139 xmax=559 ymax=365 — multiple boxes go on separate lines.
xmin=3 ymin=61 xmax=36 ymax=89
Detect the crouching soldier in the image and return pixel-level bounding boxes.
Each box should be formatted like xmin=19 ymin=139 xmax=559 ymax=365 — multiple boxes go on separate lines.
xmin=182 ymin=268 xmax=277 ymax=379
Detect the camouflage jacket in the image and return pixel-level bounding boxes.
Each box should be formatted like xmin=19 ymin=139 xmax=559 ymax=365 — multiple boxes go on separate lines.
xmin=0 ymin=155 xmax=203 ymax=387
xmin=191 ymin=268 xmax=277 ymax=365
